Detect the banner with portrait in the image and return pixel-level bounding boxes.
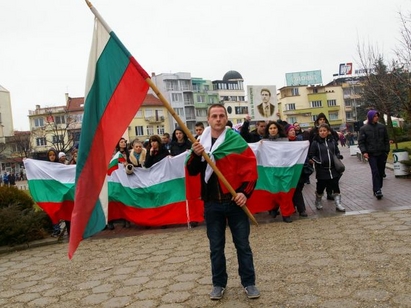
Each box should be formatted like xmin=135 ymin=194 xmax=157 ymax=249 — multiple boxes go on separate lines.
xmin=247 ymin=85 xmax=277 ymax=121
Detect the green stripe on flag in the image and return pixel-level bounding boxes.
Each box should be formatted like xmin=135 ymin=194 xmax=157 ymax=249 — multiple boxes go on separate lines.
xmin=109 ymin=178 xmax=186 ymax=208
xmin=256 ymin=164 xmax=303 ymax=193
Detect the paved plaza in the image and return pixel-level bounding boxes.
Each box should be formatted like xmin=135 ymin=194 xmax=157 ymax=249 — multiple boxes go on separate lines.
xmin=1 ymin=146 xmax=411 ymax=307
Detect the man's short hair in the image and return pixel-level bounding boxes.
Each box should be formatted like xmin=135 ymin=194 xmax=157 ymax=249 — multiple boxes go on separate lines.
xmin=195 ymin=122 xmax=204 ymax=128
xmin=163 ymin=132 xmax=170 ymax=138
xmin=260 ymin=88 xmax=271 ymax=96
xmin=207 ymin=104 xmax=227 ymax=117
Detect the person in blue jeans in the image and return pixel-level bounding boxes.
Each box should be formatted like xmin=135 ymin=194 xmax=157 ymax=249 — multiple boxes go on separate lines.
xmin=358 ymin=110 xmax=390 ymax=199
xmin=187 ymin=104 xmax=260 ymax=300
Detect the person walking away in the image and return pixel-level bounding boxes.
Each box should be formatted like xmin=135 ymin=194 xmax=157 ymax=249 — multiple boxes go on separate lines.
xmin=187 ymin=103 xmax=260 ymax=300
xmin=309 ymin=124 xmax=345 ymax=212
xmin=358 ymin=110 xmax=390 ymax=199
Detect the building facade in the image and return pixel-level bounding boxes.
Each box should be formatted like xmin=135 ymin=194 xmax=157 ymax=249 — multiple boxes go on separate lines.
xmin=278 ymin=84 xmax=344 ymax=130
xmin=212 ymin=70 xmax=248 ymax=125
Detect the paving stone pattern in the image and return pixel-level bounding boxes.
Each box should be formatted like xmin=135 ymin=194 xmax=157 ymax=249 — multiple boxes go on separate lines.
xmin=1 ymin=146 xmax=411 ymax=307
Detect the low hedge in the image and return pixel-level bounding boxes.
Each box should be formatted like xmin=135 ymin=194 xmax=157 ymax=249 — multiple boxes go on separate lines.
xmin=0 ymin=186 xmax=52 ymax=247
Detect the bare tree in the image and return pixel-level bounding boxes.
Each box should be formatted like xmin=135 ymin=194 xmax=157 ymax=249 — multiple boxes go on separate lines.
xmin=8 ymin=131 xmax=32 ymax=159
xmin=31 ymin=107 xmax=75 ymax=153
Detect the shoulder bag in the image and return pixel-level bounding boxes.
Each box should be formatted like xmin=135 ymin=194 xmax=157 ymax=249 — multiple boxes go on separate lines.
xmin=333 ymin=154 xmax=345 ymax=173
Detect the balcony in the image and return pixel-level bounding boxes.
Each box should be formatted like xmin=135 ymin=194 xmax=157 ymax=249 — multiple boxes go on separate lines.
xmin=146 ymin=116 xmax=165 ymax=123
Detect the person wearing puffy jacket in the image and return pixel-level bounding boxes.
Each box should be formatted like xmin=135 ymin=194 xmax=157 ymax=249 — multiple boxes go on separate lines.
xmin=358 ymin=110 xmax=390 ymax=199
xmin=309 ymin=123 xmax=345 ymax=212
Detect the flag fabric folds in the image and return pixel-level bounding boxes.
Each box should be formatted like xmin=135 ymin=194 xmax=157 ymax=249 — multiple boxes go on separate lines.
xmin=69 ymin=15 xmax=149 ymax=259
xmin=199 ymin=127 xmax=258 ymax=194
xmin=24 ymin=140 xmax=308 ymax=247
xmin=247 ymin=141 xmax=309 ymax=216
xmin=24 ymin=154 xmax=203 ymax=227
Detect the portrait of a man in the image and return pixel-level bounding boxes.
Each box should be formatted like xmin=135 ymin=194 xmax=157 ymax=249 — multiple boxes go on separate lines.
xmin=256 ymin=88 xmax=275 ymax=118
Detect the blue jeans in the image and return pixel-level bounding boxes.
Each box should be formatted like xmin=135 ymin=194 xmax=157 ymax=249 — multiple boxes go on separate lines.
xmin=368 ymin=154 xmax=387 ymax=192
xmin=204 ymin=200 xmax=256 ymax=288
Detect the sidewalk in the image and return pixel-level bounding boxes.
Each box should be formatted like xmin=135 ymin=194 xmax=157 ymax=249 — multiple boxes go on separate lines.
xmin=1 ymin=146 xmax=411 ymax=307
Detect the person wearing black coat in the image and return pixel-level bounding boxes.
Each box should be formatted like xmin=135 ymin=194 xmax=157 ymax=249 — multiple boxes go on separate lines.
xmin=308 ymin=112 xmax=339 ymax=200
xmin=169 ymin=127 xmax=192 ymax=156
xmin=358 ymin=110 xmax=390 ymax=199
xmin=309 ymin=123 xmax=345 ymax=212
xmin=145 ymin=135 xmax=170 ymax=168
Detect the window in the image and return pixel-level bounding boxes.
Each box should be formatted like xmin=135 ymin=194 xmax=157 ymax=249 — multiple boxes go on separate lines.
xmin=175 ymin=108 xmax=184 ymax=116
xmin=230 ymin=96 xmax=237 ymax=101
xmin=197 ymin=95 xmax=206 ymax=103
xmin=346 ymin=111 xmax=353 ymax=120
xmin=327 ymin=99 xmax=337 ymax=107
xmin=146 ymin=126 xmax=154 ymax=136
xmin=329 ymin=112 xmax=338 ymax=120
xmin=235 ymin=106 xmax=248 ymax=115
xmin=55 ymin=115 xmax=66 ymax=124
xmin=135 ymin=110 xmax=143 ymax=118
xmin=172 ymin=93 xmax=182 ymax=102
xmin=287 ymin=117 xmax=297 ymax=124
xmin=52 ymin=135 xmax=64 ymax=143
xmin=238 ymin=96 xmax=245 ymax=101
xmin=292 ymin=88 xmax=299 ymax=96
xmin=196 ymin=108 xmax=207 ymax=117
xmin=192 ymin=84 xmax=200 ymax=92
xmin=36 ymin=137 xmax=47 ymax=146
xmin=209 ymin=97 xmax=216 ymax=104
xmin=166 ymin=80 xmax=178 ymax=91
xmin=345 ymin=99 xmax=352 ymax=107
xmin=135 ymin=126 xmax=144 ymax=136
xmin=286 ymin=103 xmax=296 ymax=111
xmin=34 ymin=118 xmax=44 ymax=127
xmin=204 ymin=85 xmax=209 ymax=91
xmin=156 ymin=125 xmax=165 ymax=135
xmin=310 ymin=100 xmax=322 ymax=108
xmin=145 ymin=109 xmax=153 ymax=119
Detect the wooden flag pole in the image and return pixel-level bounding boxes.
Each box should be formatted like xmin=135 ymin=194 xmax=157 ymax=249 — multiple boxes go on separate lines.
xmin=145 ymin=79 xmax=258 ymax=226
xmin=84 ymin=0 xmax=257 ymax=226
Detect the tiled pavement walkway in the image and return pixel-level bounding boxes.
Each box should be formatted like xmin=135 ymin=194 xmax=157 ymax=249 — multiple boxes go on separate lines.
xmin=1 ymin=146 xmax=411 ymax=307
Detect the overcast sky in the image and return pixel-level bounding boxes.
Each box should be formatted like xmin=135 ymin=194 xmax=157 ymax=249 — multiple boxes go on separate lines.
xmin=1 ymin=0 xmax=409 ymax=130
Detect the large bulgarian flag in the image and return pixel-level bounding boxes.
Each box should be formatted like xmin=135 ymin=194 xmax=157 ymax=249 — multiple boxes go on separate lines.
xmin=69 ymin=4 xmax=150 ymax=258
xmin=24 ymin=153 xmax=204 ymax=229
xmin=247 ymin=141 xmax=309 ymax=216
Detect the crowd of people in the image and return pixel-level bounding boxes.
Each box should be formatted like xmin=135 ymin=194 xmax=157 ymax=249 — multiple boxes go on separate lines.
xmin=22 ymin=104 xmax=389 ymax=302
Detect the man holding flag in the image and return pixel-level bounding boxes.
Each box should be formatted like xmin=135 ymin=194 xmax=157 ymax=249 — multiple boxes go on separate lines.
xmin=187 ymin=104 xmax=260 ymax=300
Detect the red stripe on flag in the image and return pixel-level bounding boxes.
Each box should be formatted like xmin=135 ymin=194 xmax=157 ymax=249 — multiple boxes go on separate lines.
xmin=108 ymin=201 xmax=204 ymax=226
xmin=247 ymin=189 xmax=296 ymax=216
xmin=69 ymin=61 xmax=148 ymax=258
xmin=37 ymin=201 xmax=74 ymax=224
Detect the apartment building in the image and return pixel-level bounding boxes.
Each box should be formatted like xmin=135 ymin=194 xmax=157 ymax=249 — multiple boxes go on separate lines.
xmin=212 ymin=70 xmax=248 ymax=125
xmin=127 ymin=94 xmax=170 ymax=142
xmin=278 ymin=84 xmax=344 ymax=130
xmin=150 ymin=72 xmax=195 ymax=133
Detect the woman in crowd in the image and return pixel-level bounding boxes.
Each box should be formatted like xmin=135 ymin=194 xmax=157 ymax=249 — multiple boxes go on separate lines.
xmin=107 ymin=138 xmax=131 ymax=230
xmin=144 ymin=135 xmax=169 ymax=168
xmin=309 ymin=123 xmax=345 ymax=212
xmin=46 ymin=148 xmax=62 ymax=237
xmin=128 ymin=139 xmax=146 ymax=168
xmin=262 ymin=121 xmax=292 ymax=222
xmin=262 ymin=121 xmax=288 ymax=141
xmin=286 ymin=124 xmax=309 ymax=218
xmin=169 ymin=127 xmax=192 ymax=156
